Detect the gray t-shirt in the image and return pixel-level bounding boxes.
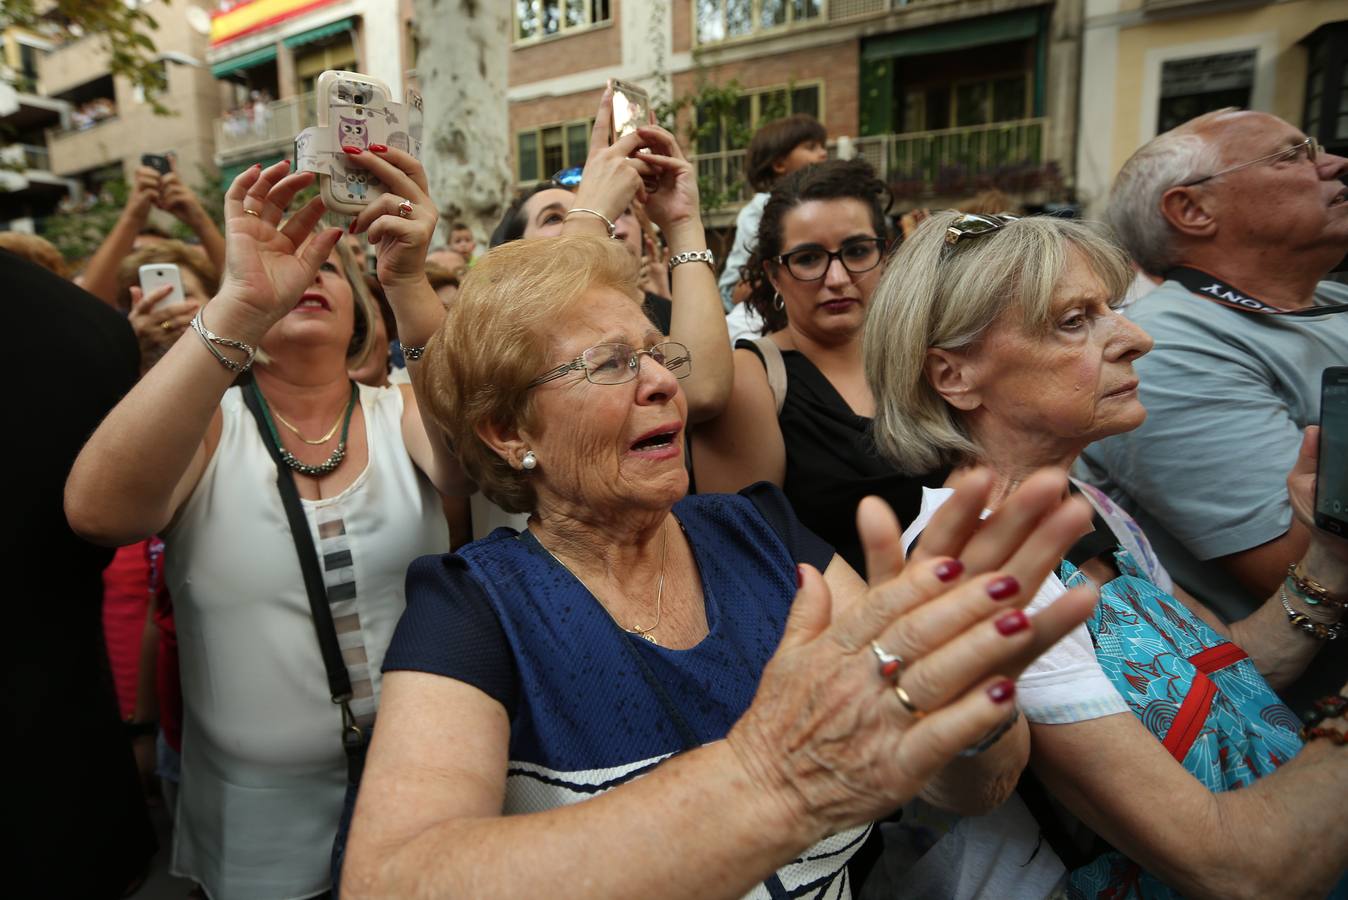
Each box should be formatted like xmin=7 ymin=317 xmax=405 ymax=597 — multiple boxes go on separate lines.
xmin=1077 ymin=277 xmax=1348 ymax=620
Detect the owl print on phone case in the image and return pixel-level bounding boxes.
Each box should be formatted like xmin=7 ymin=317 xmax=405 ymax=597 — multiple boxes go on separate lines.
xmin=338 ymin=115 xmax=369 ymax=150
xmin=330 ymin=165 xmax=376 ymax=203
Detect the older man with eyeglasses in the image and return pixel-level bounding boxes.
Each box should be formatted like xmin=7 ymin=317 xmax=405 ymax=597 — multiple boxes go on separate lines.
xmin=1078 ymin=108 xmax=1348 ymax=712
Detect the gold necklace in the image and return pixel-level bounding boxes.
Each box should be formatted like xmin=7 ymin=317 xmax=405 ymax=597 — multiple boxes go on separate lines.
xmin=271 ymin=400 xmax=349 ymax=445
xmin=536 ymin=520 xmax=668 ymax=643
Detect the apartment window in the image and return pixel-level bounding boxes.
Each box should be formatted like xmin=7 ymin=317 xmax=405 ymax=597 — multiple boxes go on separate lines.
xmin=696 ymin=0 xmax=822 ymax=45
xmin=1302 ymin=24 xmax=1348 ymax=153
xmin=516 ymin=119 xmax=593 ymax=182
xmin=902 ymin=74 xmax=1029 ymax=133
xmin=515 ymin=0 xmax=612 ymax=43
xmin=1156 ymin=50 xmax=1255 ymax=134
xmin=695 ymin=83 xmax=823 ymax=155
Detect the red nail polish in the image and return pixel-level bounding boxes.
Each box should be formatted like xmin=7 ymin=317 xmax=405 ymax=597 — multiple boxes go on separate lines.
xmin=348 ymin=220 xmax=357 ymax=234
xmin=881 ymin=660 xmax=901 ymax=678
xmin=986 ymin=575 xmax=1020 ymax=601
xmin=250 ymin=163 xmax=262 ymax=170
xmin=933 ymin=559 xmax=964 ymax=582
xmin=369 ymin=143 xmax=388 ymax=153
xmin=341 ymin=146 xmax=362 ymax=155
xmin=796 ymin=565 xmax=805 ymax=589
xmin=987 ymin=679 xmax=1016 ymax=703
xmin=995 ymin=610 xmax=1029 ymax=636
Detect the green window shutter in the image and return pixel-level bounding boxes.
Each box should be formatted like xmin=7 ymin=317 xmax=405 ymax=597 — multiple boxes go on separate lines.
xmin=859 ymin=59 xmax=892 ymax=137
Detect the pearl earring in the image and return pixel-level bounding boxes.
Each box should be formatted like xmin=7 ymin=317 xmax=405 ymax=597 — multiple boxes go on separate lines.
xmin=521 ymin=450 xmax=537 ymax=471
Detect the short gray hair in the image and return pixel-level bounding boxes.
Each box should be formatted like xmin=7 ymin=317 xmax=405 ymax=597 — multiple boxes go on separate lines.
xmin=1105 ymin=110 xmax=1232 ymax=274
xmin=864 ymin=211 xmax=1133 ymax=475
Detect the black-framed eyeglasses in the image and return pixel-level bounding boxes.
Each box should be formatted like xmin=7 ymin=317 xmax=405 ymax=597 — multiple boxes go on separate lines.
xmin=944 ymin=213 xmax=1020 ymax=247
xmin=551 ymin=166 xmax=584 ymax=188
xmin=775 ymin=237 xmax=886 ymax=282
xmin=1179 ymin=136 xmax=1322 ymax=187
xmin=527 ymin=341 xmax=692 ymax=389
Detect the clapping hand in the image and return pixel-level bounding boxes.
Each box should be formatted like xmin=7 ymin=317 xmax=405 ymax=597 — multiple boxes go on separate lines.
xmin=727 ymin=469 xmax=1099 ymax=839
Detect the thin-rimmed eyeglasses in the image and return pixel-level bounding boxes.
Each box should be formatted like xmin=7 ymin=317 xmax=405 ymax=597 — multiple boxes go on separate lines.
xmin=527 ymin=341 xmax=692 ymax=389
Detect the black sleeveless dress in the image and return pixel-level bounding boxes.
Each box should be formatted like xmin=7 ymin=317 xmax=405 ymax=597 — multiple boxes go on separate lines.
xmin=738 ymin=339 xmax=947 ymax=576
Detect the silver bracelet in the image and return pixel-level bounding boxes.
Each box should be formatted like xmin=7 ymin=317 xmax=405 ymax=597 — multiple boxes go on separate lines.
xmin=564 ymin=207 xmax=617 ymax=239
xmin=668 ymin=248 xmax=715 ymax=271
xmin=1282 ymin=586 xmax=1343 ymax=641
xmin=957 ymin=707 xmax=1021 ymax=757
xmin=190 ymin=310 xmax=256 ymax=373
xmin=402 ymin=344 xmax=427 ymax=362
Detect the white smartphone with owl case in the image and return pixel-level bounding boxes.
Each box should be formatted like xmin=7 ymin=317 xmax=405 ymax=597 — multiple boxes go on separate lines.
xmin=304 ymin=71 xmax=422 ymax=215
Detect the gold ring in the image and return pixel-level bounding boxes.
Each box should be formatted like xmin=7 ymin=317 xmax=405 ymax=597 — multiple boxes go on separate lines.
xmin=894 ymin=685 xmax=926 ymax=719
xmin=243 ymin=208 xmax=261 ymax=218
xmin=160 ymin=320 xmax=174 ymax=332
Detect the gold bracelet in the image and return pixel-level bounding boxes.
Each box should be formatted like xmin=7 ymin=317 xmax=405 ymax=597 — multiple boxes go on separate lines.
xmin=1288 ymin=563 xmax=1345 ymax=610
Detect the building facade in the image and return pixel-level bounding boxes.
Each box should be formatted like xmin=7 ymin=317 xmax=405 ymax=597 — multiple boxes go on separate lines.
xmin=508 ymin=0 xmax=1085 ymax=224
xmin=205 ymin=0 xmax=411 ymax=184
xmin=1076 ymin=0 xmax=1346 ymax=216
xmin=0 ymin=3 xmax=222 ymax=231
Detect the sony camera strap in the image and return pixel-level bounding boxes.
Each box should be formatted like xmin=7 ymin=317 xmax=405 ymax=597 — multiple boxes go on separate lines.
xmin=1164 ymin=266 xmax=1348 ymax=317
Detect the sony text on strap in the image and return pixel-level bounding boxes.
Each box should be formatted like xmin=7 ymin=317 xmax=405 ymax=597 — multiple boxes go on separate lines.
xmin=1163 ymin=267 xmax=1348 ymax=318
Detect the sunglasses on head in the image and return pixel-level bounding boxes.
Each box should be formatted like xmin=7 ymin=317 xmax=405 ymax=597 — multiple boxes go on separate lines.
xmin=944 ymin=213 xmax=1020 ymax=247
xmin=551 ymin=166 xmax=584 ymax=188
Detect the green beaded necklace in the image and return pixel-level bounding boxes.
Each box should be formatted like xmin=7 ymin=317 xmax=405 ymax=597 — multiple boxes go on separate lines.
xmin=248 ymin=380 xmax=358 ymax=477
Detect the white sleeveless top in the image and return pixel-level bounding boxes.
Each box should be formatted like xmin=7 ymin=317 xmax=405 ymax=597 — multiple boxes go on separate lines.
xmin=163 ymin=383 xmax=448 ymax=900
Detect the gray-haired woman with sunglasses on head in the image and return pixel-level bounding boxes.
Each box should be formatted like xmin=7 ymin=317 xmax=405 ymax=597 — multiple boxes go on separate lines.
xmin=339 ymin=232 xmax=1104 ymax=899
xmin=694 ymin=159 xmax=949 ymax=576
xmin=861 ymin=210 xmax=1348 ymax=899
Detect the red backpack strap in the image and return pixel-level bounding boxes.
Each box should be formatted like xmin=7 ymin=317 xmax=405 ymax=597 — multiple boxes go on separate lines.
xmin=1163 ymin=642 xmax=1249 ymax=762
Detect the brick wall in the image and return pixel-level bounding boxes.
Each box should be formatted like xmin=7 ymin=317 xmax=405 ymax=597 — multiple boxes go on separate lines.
xmin=671 ymin=0 xmax=691 ymax=53
xmin=670 ymin=40 xmax=861 ymax=140
xmin=509 ymin=16 xmax=623 ymax=87
xmin=509 ymin=87 xmax=605 ymax=136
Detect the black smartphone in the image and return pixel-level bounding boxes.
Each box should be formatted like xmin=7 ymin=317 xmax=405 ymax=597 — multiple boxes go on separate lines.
xmin=1315 ymin=366 xmax=1348 ymax=537
xmin=141 ymin=153 xmax=172 ymax=175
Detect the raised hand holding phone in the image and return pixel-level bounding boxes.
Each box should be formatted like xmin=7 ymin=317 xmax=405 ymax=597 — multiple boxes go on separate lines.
xmin=211 ymin=160 xmax=343 ymax=344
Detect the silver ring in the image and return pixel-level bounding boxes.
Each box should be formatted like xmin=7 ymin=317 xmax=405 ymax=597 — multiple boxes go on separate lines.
xmin=870 ymin=640 xmax=905 ymax=681
xmin=894 ymin=685 xmax=926 ymax=719
xmin=396 ymin=198 xmax=414 ymax=219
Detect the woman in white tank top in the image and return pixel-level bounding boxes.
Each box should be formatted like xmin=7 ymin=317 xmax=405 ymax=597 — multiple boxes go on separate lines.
xmin=67 ymin=151 xmax=472 ymax=899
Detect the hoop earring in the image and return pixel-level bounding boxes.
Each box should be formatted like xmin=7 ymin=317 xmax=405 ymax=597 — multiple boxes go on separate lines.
xmin=772 ymin=292 xmax=784 ymax=312
xmin=521 ymin=450 xmax=538 ymax=471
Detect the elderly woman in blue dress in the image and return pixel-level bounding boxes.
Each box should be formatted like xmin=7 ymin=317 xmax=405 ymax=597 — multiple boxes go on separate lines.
xmin=862 ymin=210 xmax=1348 ymax=898
xmin=336 ymin=228 xmax=1109 ymax=898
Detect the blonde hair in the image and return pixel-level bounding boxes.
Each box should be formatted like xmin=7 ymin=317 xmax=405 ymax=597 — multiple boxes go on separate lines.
xmin=865 ymin=211 xmax=1133 ymax=475
xmin=115 ymin=241 xmax=220 ymax=312
xmin=418 ymin=235 xmax=642 ymax=514
xmin=251 ymin=239 xmax=378 ymax=368
xmin=0 ymin=232 xmax=66 ymax=278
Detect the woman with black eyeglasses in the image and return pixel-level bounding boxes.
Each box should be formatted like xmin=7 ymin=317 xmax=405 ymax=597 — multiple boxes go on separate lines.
xmin=694 ymin=159 xmax=947 ymax=576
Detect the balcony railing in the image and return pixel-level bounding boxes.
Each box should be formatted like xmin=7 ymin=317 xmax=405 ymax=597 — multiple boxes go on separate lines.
xmin=853 ymin=117 xmax=1048 ymax=185
xmin=691 ymin=118 xmax=1050 ymax=208
xmin=215 ymin=92 xmax=317 ymax=160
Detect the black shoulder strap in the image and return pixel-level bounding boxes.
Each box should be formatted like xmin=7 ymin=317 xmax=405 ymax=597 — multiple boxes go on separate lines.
xmin=241 ymin=385 xmax=365 ymax=774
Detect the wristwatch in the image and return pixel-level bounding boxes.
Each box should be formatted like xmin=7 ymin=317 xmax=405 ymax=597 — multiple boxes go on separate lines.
xmin=668 ymin=249 xmax=715 ymax=271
